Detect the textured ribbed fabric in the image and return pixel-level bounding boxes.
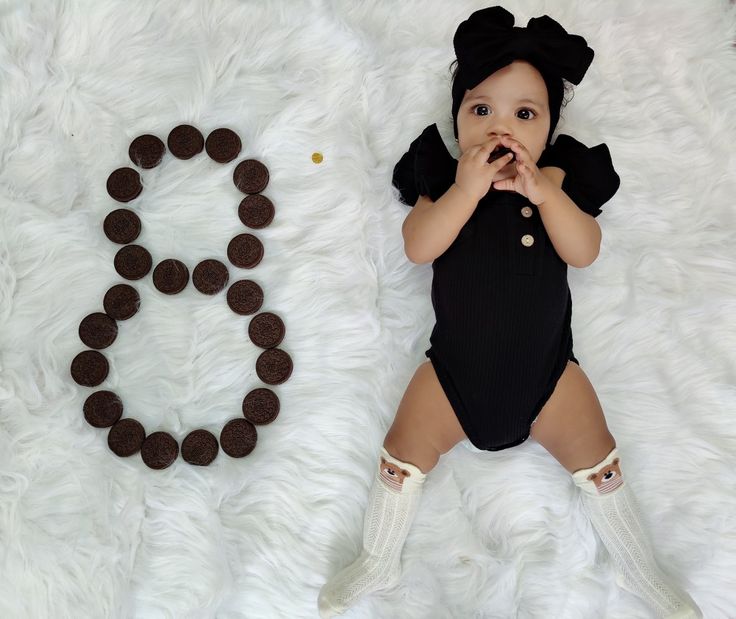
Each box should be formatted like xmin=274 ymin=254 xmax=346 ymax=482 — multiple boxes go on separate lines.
xmin=391 ymin=123 xmax=626 ymax=451
xmin=318 ymin=447 xmax=427 ymax=618
xmin=572 ymin=447 xmax=703 ymax=618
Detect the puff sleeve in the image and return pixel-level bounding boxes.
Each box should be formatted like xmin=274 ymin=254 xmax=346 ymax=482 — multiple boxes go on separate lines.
xmin=391 ymin=124 xmax=458 ymax=206
xmin=537 ymin=134 xmax=620 ymax=218
xmin=391 ymin=137 xmax=420 ymax=207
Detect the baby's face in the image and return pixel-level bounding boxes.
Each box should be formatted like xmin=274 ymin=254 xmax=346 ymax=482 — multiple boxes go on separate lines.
xmin=457 ymin=60 xmax=551 ymax=182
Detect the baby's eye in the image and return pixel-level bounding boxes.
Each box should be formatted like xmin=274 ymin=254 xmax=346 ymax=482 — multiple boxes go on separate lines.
xmin=472 ymin=105 xmax=537 ymax=120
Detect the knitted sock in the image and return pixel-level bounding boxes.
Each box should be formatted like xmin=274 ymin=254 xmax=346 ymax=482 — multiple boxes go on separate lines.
xmin=572 ymin=447 xmax=702 ymax=619
xmin=318 ymin=446 xmax=428 ymax=618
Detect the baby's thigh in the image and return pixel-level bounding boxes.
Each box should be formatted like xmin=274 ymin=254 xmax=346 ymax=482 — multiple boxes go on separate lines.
xmin=385 ymin=360 xmax=468 ymax=457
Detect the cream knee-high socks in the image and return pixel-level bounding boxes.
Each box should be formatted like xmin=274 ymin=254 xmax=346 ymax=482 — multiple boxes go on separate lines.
xmin=318 ymin=446 xmax=427 ymax=618
xmin=572 ymin=447 xmax=702 ymax=619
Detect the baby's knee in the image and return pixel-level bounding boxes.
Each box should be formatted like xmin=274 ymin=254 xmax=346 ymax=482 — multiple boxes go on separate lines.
xmin=382 ymin=432 xmax=441 ymax=475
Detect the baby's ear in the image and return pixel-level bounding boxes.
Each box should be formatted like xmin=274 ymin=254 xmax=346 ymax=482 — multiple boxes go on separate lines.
xmin=540 ymin=165 xmax=566 ymax=189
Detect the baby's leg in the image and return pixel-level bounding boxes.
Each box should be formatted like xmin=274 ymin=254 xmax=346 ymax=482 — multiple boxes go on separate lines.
xmin=533 ymin=361 xmax=702 ymax=618
xmin=530 ymin=360 xmax=615 ymax=473
xmin=383 ymin=359 xmax=469 ymax=474
xmin=318 ymin=360 xmax=466 ymax=618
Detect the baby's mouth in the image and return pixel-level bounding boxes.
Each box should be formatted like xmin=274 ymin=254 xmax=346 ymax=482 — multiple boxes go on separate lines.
xmin=488 ymin=144 xmax=515 ymax=164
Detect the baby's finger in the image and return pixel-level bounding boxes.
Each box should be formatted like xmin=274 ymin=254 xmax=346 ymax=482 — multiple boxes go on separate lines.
xmin=467 ymin=140 xmax=498 ymax=162
xmin=501 ymin=138 xmax=528 ymax=164
xmin=490 ymin=151 xmax=514 ymax=167
xmin=478 ymin=138 xmax=502 ymax=158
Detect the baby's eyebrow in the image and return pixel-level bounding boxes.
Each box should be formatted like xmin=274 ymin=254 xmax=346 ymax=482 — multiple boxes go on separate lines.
xmin=466 ymin=94 xmax=544 ymax=107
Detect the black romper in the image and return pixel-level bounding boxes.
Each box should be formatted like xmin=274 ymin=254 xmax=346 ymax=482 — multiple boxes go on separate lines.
xmin=392 ymin=123 xmax=620 ymax=451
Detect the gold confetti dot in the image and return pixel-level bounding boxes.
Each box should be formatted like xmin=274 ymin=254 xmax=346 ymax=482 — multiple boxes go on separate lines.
xmin=311 ymin=152 xmax=323 ymax=164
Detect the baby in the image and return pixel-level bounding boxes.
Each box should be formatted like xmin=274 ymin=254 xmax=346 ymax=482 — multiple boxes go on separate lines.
xmin=319 ymin=7 xmax=702 ymax=618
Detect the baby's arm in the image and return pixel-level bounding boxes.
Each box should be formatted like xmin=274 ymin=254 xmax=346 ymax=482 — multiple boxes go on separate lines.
xmin=403 ymin=166 xmax=565 ymax=265
xmin=540 ymin=166 xmax=566 ymax=188
xmin=401 ymin=184 xmax=478 ymax=264
xmin=402 ymin=138 xmax=513 ymax=264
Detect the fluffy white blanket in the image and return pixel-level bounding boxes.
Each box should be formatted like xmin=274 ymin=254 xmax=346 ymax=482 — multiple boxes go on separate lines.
xmin=1 ymin=1 xmax=734 ymax=617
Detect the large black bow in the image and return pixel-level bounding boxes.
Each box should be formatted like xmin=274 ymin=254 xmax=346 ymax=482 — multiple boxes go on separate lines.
xmin=453 ymin=6 xmax=594 ymax=90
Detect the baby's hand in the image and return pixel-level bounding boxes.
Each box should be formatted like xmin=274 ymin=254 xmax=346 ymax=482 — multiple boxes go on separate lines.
xmin=454 ymin=137 xmax=515 ymax=203
xmin=491 ymin=136 xmax=556 ymax=206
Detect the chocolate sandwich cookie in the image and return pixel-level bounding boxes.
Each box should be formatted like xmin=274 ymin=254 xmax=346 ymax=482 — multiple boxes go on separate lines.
xmin=238 ymin=194 xmax=275 ymax=229
xmin=192 ymin=259 xmax=229 ymax=295
xmin=103 ymin=284 xmax=140 ymax=320
xmin=129 ymin=134 xmax=166 ymax=169
xmin=242 ymin=387 xmax=280 ymax=425
xmin=106 ymin=167 xmax=143 ymax=203
xmin=167 ymin=124 xmax=204 ymax=160
xmin=152 ymin=258 xmax=189 ymax=294
xmin=70 ymin=350 xmax=109 ymax=387
xmin=78 ymin=312 xmax=118 ymax=349
xmin=83 ymin=390 xmax=123 ymax=428
xmin=248 ymin=312 xmax=285 ymax=349
xmin=255 ymin=348 xmax=292 ymax=385
xmin=114 ymin=244 xmax=153 ymax=280
xmin=103 ymin=208 xmax=141 ymax=244
xmin=141 ymin=431 xmax=179 ymax=470
xmin=205 ymin=128 xmax=242 ymax=164
xmin=219 ymin=418 xmax=257 ymax=458
xmin=227 ymin=233 xmax=263 ymax=269
xmin=488 ymin=145 xmax=515 ymax=164
xmin=108 ymin=417 xmax=146 ymax=457
xmin=226 ymin=279 xmax=264 ymax=315
xmin=233 ymin=159 xmax=269 ymax=194
xmin=181 ymin=429 xmax=219 ymax=466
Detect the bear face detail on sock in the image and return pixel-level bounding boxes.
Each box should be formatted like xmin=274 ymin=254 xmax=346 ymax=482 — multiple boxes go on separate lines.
xmin=379 ymin=456 xmax=413 ymax=492
xmin=584 ymin=457 xmax=623 ymax=495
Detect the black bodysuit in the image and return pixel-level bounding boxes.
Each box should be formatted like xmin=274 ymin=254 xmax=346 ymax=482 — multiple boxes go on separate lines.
xmin=392 ymin=123 xmax=620 ymax=451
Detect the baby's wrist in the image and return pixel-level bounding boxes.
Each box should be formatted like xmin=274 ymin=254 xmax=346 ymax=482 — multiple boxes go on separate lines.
xmin=451 ymin=182 xmax=479 ymax=205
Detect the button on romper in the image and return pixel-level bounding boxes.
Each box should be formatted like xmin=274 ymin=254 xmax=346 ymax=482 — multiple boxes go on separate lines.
xmin=392 ymin=123 xmax=620 ymax=451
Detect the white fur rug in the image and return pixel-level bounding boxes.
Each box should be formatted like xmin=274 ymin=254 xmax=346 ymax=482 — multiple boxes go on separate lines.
xmin=1 ymin=1 xmax=735 ymax=617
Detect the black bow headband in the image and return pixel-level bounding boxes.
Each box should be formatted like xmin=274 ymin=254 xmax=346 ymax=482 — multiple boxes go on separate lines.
xmin=454 ymin=6 xmax=594 ymax=92
xmin=451 ymin=6 xmax=595 ymax=142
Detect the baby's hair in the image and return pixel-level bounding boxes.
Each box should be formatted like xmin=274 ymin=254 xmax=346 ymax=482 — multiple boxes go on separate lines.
xmin=447 ymin=58 xmax=575 ymax=134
